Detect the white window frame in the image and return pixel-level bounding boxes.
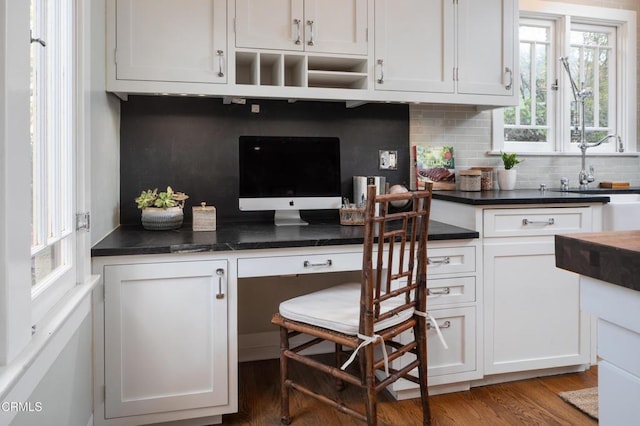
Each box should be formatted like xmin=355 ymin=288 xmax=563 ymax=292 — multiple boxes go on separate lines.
xmin=1 ymin=0 xmax=92 ymax=373
xmin=502 ymin=18 xmax=557 ymax=153
xmin=493 ymin=0 xmax=637 ymax=156
xmin=564 ymin=22 xmax=617 ymax=154
xmin=29 ymin=0 xmax=77 ymax=326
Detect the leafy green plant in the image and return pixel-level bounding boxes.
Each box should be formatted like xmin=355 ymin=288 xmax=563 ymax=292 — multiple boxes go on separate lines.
xmin=500 ymin=152 xmax=521 ymax=170
xmin=135 ymin=186 xmax=189 ymax=209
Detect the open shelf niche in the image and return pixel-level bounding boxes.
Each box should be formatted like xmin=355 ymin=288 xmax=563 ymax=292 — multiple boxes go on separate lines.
xmin=235 ymin=50 xmax=367 ymax=90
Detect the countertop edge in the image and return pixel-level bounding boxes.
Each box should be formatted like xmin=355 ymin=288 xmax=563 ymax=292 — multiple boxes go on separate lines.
xmin=555 ymin=232 xmax=640 ymax=292
xmin=433 ymin=190 xmax=612 ymax=205
xmin=91 ymin=221 xmax=479 ymax=258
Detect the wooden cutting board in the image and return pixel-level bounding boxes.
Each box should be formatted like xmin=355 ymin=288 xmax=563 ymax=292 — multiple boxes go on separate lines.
xmin=600 ymin=181 xmax=630 ymax=188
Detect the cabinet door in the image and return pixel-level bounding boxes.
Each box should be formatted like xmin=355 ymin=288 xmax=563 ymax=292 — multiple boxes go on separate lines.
xmin=235 ymin=0 xmax=304 ymax=50
xmin=484 ymin=241 xmax=590 ymax=374
xmin=457 ymin=0 xmax=515 ymax=96
xmin=374 ymin=0 xmax=454 ymax=93
xmin=104 ymin=260 xmax=229 ymax=418
xmin=304 ymin=0 xmax=368 ymax=55
xmin=115 ymin=0 xmax=227 ymax=83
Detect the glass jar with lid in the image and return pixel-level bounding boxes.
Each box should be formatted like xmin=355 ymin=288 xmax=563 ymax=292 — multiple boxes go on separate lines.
xmin=459 ymin=169 xmax=482 ymax=191
xmin=471 ymin=167 xmax=494 ymax=191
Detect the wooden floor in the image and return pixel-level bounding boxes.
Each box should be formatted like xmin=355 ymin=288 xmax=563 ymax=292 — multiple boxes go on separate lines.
xmin=222 ymin=357 xmax=598 ymax=426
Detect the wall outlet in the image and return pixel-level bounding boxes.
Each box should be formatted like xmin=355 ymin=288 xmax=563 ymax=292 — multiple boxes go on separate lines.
xmin=379 ymin=150 xmax=398 ymax=170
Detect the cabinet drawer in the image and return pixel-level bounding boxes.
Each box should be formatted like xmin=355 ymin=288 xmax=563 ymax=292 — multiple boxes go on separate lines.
xmin=392 ymin=306 xmax=477 ymax=389
xmin=238 ymin=251 xmax=362 ymax=278
xmin=483 ymin=207 xmax=592 ymax=237
xmin=427 ymin=246 xmax=475 ymax=276
xmin=428 ymin=276 xmax=475 ymax=306
xmin=426 ymin=307 xmax=477 ymax=378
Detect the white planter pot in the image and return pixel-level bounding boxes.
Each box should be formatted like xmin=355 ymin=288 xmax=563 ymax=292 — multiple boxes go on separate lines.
xmin=141 ymin=206 xmax=184 ymax=230
xmin=497 ymin=169 xmax=517 ymax=190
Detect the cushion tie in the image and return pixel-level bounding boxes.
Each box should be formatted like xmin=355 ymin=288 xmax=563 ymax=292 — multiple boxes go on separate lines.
xmin=415 ymin=310 xmax=449 ymax=350
xmin=340 ymin=333 xmax=389 ymax=377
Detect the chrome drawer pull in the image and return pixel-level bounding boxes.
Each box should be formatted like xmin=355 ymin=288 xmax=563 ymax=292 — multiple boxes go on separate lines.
xmin=427 ymin=256 xmax=450 ymax=266
xmin=377 ymin=59 xmax=384 ymax=84
xmin=216 ymin=268 xmax=225 ymax=299
xmin=293 ymin=19 xmax=301 ymax=45
xmin=522 ymin=218 xmax=555 ymax=226
xmin=216 ymin=50 xmax=225 ymax=77
xmin=303 ymin=259 xmax=333 ymax=268
xmin=427 ymin=320 xmax=451 ymax=330
xmin=505 ymin=66 xmax=513 ymax=90
xmin=306 ymin=20 xmax=315 ymax=46
xmin=427 ymin=287 xmax=451 ymax=296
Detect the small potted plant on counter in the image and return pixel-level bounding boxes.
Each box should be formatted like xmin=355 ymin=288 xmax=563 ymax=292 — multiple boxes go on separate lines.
xmin=497 ymin=152 xmax=521 ymax=190
xmin=135 ymin=186 xmax=189 ymax=230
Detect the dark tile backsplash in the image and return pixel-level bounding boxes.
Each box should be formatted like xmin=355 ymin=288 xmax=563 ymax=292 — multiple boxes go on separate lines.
xmin=120 ymin=96 xmax=409 ymax=224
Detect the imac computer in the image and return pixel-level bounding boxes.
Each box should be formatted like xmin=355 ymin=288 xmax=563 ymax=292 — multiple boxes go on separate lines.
xmin=238 ymin=136 xmax=342 ymax=226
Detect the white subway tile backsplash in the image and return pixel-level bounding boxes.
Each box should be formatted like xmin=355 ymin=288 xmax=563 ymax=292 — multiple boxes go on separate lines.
xmin=410 ymin=104 xmax=640 ymax=189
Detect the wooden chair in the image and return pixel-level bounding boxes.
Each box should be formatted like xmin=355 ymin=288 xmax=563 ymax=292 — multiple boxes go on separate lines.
xmin=272 ymin=183 xmax=434 ymax=425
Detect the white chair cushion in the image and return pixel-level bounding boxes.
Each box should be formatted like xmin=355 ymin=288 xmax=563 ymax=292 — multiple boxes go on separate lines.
xmin=279 ymin=282 xmax=414 ymax=335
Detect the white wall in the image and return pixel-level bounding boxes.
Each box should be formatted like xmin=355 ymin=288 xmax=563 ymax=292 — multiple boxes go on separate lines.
xmin=9 ymin=318 xmax=92 ymax=426
xmin=90 ymin=0 xmax=121 ymax=246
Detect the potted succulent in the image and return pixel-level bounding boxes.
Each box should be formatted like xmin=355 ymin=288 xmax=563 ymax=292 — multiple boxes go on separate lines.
xmin=135 ymin=186 xmax=189 ymax=230
xmin=497 ymin=152 xmax=521 ymax=190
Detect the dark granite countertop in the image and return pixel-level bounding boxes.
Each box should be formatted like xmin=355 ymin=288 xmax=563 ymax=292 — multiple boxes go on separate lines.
xmin=92 ymin=220 xmax=479 ymax=257
xmin=432 ymin=189 xmax=627 ymax=205
xmin=555 ymin=231 xmax=640 ymax=292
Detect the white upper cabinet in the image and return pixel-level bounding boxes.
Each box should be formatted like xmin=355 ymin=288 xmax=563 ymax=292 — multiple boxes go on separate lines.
xmin=457 ymin=0 xmax=516 ymax=97
xmin=235 ymin=0 xmax=368 ymax=55
xmin=114 ymin=0 xmax=227 ymax=83
xmin=374 ymin=0 xmax=454 ymax=93
xmin=234 ymin=0 xmax=305 ymax=51
xmin=304 ymin=0 xmax=368 ymax=55
xmin=375 ymin=0 xmax=516 ymax=100
xmin=106 ymin=0 xmax=518 ymax=105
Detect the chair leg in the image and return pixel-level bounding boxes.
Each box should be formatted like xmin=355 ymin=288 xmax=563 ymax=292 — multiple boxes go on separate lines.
xmin=279 ymin=326 xmax=291 ymax=425
xmin=335 ymin=343 xmax=345 ymax=391
xmin=361 ymin=344 xmax=378 ymax=426
xmin=415 ymin=323 xmax=432 ymax=425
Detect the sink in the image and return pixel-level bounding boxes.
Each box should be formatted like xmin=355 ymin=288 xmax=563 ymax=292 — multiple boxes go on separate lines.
xmin=603 ymin=193 xmax=640 ymax=230
xmin=606 ymin=193 xmax=640 ymax=203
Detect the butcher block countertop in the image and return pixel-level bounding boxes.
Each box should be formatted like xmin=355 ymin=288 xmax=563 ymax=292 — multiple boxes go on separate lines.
xmin=555 ymin=230 xmax=640 ymax=292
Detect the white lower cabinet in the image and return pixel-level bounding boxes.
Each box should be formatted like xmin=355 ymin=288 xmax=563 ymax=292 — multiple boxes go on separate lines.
xmin=387 ymin=241 xmax=481 ymax=399
xmin=482 ymin=206 xmax=593 ymax=375
xmin=95 ymin=257 xmax=236 ymax=425
xmin=484 ymin=241 xmax=590 ymax=374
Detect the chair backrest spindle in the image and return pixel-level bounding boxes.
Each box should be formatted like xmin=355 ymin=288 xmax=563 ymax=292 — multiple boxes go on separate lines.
xmin=359 ymin=184 xmax=433 ymax=337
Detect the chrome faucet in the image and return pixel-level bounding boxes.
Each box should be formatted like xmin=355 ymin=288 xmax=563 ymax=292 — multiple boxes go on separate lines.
xmin=560 ymin=57 xmax=619 ymax=189
xmin=577 ymin=135 xmax=617 ymax=188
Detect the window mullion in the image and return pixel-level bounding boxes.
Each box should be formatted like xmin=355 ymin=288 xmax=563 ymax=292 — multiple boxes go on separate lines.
xmin=62 ymin=0 xmax=73 ymax=235
xmin=589 ymin=46 xmax=597 ymax=130
xmin=530 ymin=41 xmax=537 ymax=128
